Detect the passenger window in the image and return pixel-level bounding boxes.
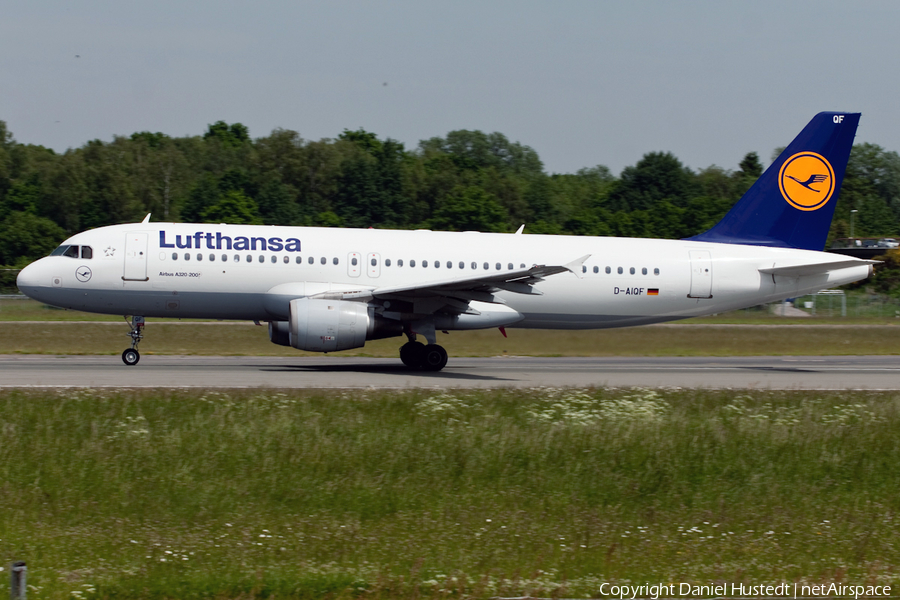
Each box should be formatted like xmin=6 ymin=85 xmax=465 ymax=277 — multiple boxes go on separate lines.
xmin=642 ymin=267 xmax=647 ymax=275
xmin=64 ymin=246 xmax=79 ymax=258
xmin=271 ymin=256 xmax=277 ymax=264
xmin=471 ymin=262 xmax=477 ymax=270
xmin=398 ymin=259 xmax=404 ymax=267
xmin=447 ymin=261 xmax=452 ymax=269
xmin=246 ymin=255 xmax=252 ymax=262
xmin=283 ymin=256 xmax=289 ymax=264
xmin=410 ymin=260 xmax=416 ymax=267
xmin=459 ymin=261 xmax=464 ymax=269
xmin=308 ymin=256 xmax=314 ymax=264
xmin=483 ymin=262 xmax=489 ymax=270
xmin=333 ymin=257 xmax=339 ymax=265
xmin=629 ymin=267 xmax=635 ymax=274
xmin=386 ymin=259 xmax=392 ymax=267
xmin=197 ymin=253 xmax=203 ymax=261
xmin=185 ymin=253 xmax=190 ymax=261
xmin=234 ymin=255 xmax=239 ymax=262
xmin=258 ymin=255 xmax=265 ymax=263
xmin=423 ymin=260 xmax=428 ymax=267
xmin=654 ymin=268 xmax=660 ymax=276
xmin=520 ymin=263 xmax=525 ymax=269
xmin=495 ymin=262 xmax=501 ymax=270
xmin=605 ymin=266 xmax=611 ymax=274
xmin=582 ymin=266 xmax=587 ymax=274
xmin=371 ymin=258 xmax=377 ymax=266
xmin=617 ymin=267 xmax=623 ymax=274
xmin=81 ymin=246 xmax=93 ymax=259
xmin=209 ymin=254 xmax=215 ymax=262
xmin=352 ymin=257 xmax=358 ymax=266
xmin=320 ymin=257 xmax=326 ymax=265
xmin=508 ymin=263 xmax=513 ymax=270
xmin=295 ymin=256 xmax=302 ymax=264
xmin=222 ymin=254 xmax=227 ymax=262
xmin=434 ymin=261 xmax=439 ymax=268
xmin=172 ymin=252 xmax=178 ymax=260
xmin=593 ymin=266 xmax=599 ymax=274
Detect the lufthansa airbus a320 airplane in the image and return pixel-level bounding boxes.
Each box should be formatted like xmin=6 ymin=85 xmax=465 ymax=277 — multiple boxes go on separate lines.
xmin=17 ymin=112 xmax=874 ymax=371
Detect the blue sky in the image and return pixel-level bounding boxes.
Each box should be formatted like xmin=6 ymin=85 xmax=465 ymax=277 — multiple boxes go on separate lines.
xmin=2 ymin=1 xmax=896 ymax=174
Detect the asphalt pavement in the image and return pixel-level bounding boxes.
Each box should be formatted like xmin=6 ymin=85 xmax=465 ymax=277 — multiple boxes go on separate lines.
xmin=0 ymin=354 xmax=898 ymax=389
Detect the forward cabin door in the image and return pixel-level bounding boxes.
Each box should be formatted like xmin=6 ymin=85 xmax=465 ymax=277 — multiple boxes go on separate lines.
xmin=688 ymin=250 xmax=712 ymax=298
xmin=123 ymin=232 xmax=149 ymax=281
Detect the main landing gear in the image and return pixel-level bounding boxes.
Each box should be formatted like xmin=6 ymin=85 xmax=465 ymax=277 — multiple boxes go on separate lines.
xmin=122 ymin=315 xmax=145 ymax=366
xmin=399 ymin=337 xmax=448 ymax=372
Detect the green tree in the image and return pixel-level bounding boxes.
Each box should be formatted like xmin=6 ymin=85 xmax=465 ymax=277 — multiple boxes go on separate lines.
xmin=856 ymin=196 xmax=897 ymax=237
xmin=256 ymin=177 xmax=304 ymax=225
xmin=204 ymin=121 xmax=250 ymax=148
xmin=607 ymin=152 xmax=697 ymax=212
xmin=833 ymin=143 xmax=900 ymax=240
xmin=334 ymin=130 xmax=410 ymax=228
xmin=0 ymin=211 xmax=66 ymax=266
xmin=200 ymin=190 xmax=262 ymax=224
xmin=428 ymin=186 xmax=508 ymax=232
xmin=738 ymin=152 xmax=763 ymax=179
xmin=181 ymin=174 xmax=220 ymax=222
xmin=420 ymin=130 xmax=543 ymax=176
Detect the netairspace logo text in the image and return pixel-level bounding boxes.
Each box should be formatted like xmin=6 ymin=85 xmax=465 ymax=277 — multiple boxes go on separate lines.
xmin=598 ymin=583 xmax=891 ymax=599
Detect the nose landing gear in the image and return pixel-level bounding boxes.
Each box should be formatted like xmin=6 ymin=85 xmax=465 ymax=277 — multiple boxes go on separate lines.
xmin=122 ymin=315 xmax=144 ymax=366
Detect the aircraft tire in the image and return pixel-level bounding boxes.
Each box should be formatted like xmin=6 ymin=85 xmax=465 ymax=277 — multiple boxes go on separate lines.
xmin=399 ymin=341 xmax=425 ymax=368
xmin=420 ymin=344 xmax=448 ymax=372
xmin=122 ymin=348 xmax=140 ymax=366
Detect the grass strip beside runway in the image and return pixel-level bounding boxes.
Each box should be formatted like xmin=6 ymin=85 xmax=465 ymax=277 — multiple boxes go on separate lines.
xmin=1 ymin=320 xmax=900 ymax=357
xmin=1 ymin=388 xmax=898 ymax=598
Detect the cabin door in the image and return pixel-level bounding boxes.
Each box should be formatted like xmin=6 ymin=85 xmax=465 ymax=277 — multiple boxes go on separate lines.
xmin=688 ymin=250 xmax=712 ymax=298
xmin=123 ymin=232 xmax=149 ymax=281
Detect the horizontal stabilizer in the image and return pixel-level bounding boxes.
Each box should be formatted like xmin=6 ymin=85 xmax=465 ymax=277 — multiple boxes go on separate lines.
xmin=759 ymin=259 xmax=877 ymax=278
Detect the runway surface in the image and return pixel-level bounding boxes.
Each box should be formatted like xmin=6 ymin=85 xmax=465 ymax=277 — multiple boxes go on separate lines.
xmin=0 ymin=354 xmax=898 ymax=389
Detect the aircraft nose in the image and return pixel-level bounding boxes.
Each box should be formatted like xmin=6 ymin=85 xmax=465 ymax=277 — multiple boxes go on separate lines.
xmin=16 ymin=260 xmax=45 ymax=297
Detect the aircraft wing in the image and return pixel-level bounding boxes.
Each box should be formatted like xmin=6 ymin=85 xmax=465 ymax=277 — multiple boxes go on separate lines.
xmin=759 ymin=259 xmax=878 ymax=278
xmin=337 ymin=254 xmax=590 ymax=311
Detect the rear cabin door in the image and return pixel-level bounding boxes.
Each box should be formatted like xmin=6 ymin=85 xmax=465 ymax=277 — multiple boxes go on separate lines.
xmin=688 ymin=250 xmax=712 ymax=298
xmin=123 ymin=232 xmax=149 ymax=281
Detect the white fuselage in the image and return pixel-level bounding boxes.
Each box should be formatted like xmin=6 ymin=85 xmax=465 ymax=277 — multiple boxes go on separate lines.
xmin=17 ymin=223 xmax=871 ymax=328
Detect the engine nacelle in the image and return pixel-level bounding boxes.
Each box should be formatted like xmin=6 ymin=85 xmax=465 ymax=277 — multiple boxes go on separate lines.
xmin=288 ymin=298 xmax=370 ymax=352
xmin=268 ymin=321 xmax=291 ymax=347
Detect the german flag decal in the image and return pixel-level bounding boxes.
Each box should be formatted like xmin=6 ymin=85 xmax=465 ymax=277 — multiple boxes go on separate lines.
xmin=647 ymin=288 xmax=659 ymax=296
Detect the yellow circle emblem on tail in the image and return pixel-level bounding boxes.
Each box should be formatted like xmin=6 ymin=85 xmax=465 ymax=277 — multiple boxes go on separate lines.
xmin=779 ymin=152 xmax=835 ymax=211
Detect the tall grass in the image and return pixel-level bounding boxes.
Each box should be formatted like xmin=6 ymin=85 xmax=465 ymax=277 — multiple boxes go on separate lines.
xmin=1 ymin=388 xmax=899 ymax=598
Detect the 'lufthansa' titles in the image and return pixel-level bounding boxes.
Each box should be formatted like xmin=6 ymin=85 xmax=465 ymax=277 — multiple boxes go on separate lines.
xmin=159 ymin=231 xmax=301 ymax=252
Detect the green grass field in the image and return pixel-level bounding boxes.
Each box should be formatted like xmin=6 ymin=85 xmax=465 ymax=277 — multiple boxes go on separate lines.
xmin=1 ymin=388 xmax=899 ymax=599
xmin=1 ymin=321 xmax=900 ymax=358
xmin=3 ymin=298 xmax=900 ymax=358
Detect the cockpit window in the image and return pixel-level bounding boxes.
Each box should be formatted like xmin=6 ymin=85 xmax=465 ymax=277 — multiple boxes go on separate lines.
xmin=50 ymin=245 xmax=70 ymax=256
xmin=81 ymin=246 xmax=93 ymax=259
xmin=63 ymin=246 xmax=80 ymax=258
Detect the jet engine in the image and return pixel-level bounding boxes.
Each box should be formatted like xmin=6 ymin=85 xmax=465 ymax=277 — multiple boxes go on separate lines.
xmin=267 ymin=298 xmax=403 ymax=352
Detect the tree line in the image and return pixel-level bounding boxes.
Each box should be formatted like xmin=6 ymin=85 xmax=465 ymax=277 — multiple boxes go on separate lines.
xmin=2 ymin=119 xmax=900 ymax=279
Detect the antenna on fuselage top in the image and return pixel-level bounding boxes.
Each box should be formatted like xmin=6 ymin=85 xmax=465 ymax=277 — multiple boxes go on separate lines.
xmin=141 ymin=213 xmax=151 ymax=224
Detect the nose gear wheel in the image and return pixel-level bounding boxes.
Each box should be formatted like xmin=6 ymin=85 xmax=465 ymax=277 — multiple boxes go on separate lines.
xmin=122 ymin=315 xmax=145 ymax=366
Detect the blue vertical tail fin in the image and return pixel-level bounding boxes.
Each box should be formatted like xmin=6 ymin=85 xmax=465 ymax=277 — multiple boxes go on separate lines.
xmin=686 ymin=112 xmax=860 ymax=251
